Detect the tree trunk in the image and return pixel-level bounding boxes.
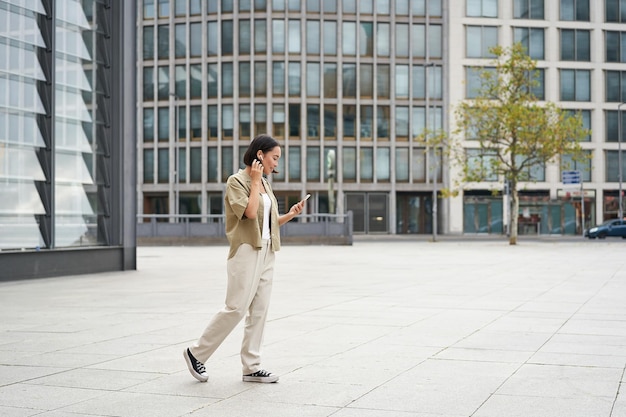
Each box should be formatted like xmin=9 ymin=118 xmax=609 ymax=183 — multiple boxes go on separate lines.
xmin=509 ymin=186 xmax=519 ymax=245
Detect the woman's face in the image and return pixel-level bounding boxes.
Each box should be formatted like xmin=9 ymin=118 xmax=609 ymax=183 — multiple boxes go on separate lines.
xmin=258 ymin=146 xmax=281 ymax=175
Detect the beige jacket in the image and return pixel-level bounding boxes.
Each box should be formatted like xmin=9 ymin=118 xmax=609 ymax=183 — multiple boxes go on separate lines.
xmin=224 ymin=169 xmax=281 ymax=259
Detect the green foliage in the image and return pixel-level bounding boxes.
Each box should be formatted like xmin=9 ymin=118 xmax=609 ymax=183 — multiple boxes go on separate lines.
xmin=454 ymin=43 xmax=590 ymax=244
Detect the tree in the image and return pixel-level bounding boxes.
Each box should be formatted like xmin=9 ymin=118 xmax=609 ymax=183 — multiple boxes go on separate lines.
xmin=455 ymin=43 xmax=589 ymax=245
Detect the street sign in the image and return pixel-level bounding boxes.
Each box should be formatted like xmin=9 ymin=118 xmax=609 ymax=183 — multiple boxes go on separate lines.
xmin=562 ymin=170 xmax=581 ymax=185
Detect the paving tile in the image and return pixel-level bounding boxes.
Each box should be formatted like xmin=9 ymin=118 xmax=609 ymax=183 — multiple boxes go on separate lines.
xmin=473 ymin=394 xmax=614 ymax=417
xmin=1 ymin=241 xmax=626 ymax=417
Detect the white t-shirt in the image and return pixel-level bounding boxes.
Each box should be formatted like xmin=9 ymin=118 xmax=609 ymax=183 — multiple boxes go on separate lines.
xmin=261 ymin=193 xmax=272 ymax=240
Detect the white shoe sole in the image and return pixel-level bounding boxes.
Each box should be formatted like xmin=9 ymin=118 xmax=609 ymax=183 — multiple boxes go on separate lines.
xmin=183 ymin=349 xmax=208 ymax=382
xmin=242 ymin=374 xmax=279 ymax=383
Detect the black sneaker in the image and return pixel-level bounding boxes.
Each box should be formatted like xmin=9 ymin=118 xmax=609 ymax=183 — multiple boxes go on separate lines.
xmin=183 ymin=348 xmax=208 ymax=382
xmin=242 ymin=369 xmax=279 ymax=383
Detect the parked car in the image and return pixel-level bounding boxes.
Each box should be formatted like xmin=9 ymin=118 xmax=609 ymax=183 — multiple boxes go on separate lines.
xmin=585 ymin=219 xmax=626 ymax=239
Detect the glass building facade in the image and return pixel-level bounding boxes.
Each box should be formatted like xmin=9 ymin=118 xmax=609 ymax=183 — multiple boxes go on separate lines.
xmin=0 ymin=0 xmax=137 ymax=279
xmin=138 ymin=0 xmax=445 ymax=235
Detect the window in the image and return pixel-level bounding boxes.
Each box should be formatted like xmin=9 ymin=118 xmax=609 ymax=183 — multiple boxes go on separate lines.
xmin=190 ymin=23 xmax=202 ymax=57
xmin=272 ymin=104 xmax=286 ymax=138
xmin=395 ymin=148 xmax=409 ymax=182
xmin=566 ymin=109 xmax=591 ymax=142
xmin=222 ymin=21 xmax=233 ymax=56
xmin=157 ymin=66 xmax=168 ymax=100
xmin=175 ymin=65 xmax=186 ymax=99
xmin=207 ymin=147 xmax=218 ymax=182
xmin=561 ymin=152 xmax=591 ymax=182
xmin=360 ymin=64 xmax=373 ymax=98
xmin=342 ymin=63 xmax=356 ymax=98
xmin=466 ymin=149 xmax=498 ymax=181
xmin=344 ymin=105 xmax=356 ymax=139
xmin=324 ymin=105 xmax=337 ymax=138
xmin=190 ymin=64 xmax=201 ymax=98
xmin=190 ymin=148 xmax=202 ymax=182
xmin=343 ymin=147 xmax=357 ymax=181
xmin=255 ymin=62 xmax=267 ymax=97
xmin=606 ymin=110 xmax=626 ymax=142
xmin=560 ymin=0 xmax=589 ymax=21
xmin=158 ymin=25 xmax=169 ymax=59
xmin=361 ymin=105 xmax=373 ymax=140
xmin=396 ymin=24 xmax=409 ymax=58
xmin=307 ymin=105 xmax=320 ymax=138
xmin=377 ymin=106 xmax=390 ymax=140
xmin=239 ymin=63 xmax=251 ymax=98
xmin=606 ymin=31 xmax=626 ymax=62
xmin=239 ymin=20 xmax=251 ymax=55
xmin=396 ymin=107 xmax=409 ymax=141
xmin=514 ymin=0 xmax=544 ymax=19
xmin=273 ymin=62 xmax=284 ymax=96
xmin=254 ymin=19 xmax=267 ymax=53
xmin=411 ymin=25 xmax=425 ymax=57
xmin=343 ymin=22 xmax=356 ymax=56
xmin=207 ymin=64 xmax=218 ymax=98
xmin=255 ymin=104 xmax=267 ymax=134
xmin=143 ymin=26 xmax=154 ymax=60
xmin=289 ymin=146 xmax=301 ymax=181
xmin=466 ymin=26 xmax=498 ymax=58
xmin=222 ymin=63 xmax=233 ymax=97
xmin=513 ymin=27 xmax=544 ymax=60
xmin=360 ymin=22 xmax=374 ymax=56
xmin=606 ymin=150 xmax=626 ymax=182
xmin=606 ymin=0 xmax=626 ymax=22
xmin=377 ymin=23 xmax=390 ymax=57
xmin=561 ymin=29 xmax=590 ymax=61
xmin=273 ymin=20 xmax=285 ymax=53
xmin=606 ymin=71 xmax=626 ymax=102
xmin=307 ymin=63 xmax=320 ymax=97
xmin=222 ymin=105 xmax=233 ymax=138
xmin=157 ymin=148 xmax=169 ymax=183
xmin=143 ymin=149 xmax=154 ymax=182
xmin=466 ymin=67 xmax=495 ymax=99
xmin=377 ymin=64 xmax=390 ymax=98
xmin=306 ymin=146 xmax=320 ymax=181
xmin=377 ymin=0 xmax=390 ymax=14
xmin=467 ymin=0 xmax=497 ymax=17
xmin=527 ymin=68 xmax=545 ymax=100
xmin=287 ymin=20 xmax=300 ymax=54
xmin=395 ymin=65 xmax=409 ymax=99
xmin=323 ymin=63 xmax=337 ymax=98
xmin=175 ymin=24 xmax=186 ymax=58
xmin=360 ymin=148 xmax=374 ymax=182
xmin=240 ymin=104 xmax=251 ymax=139
xmin=143 ymin=67 xmax=154 ymax=101
xmin=289 ymin=62 xmax=301 ymax=97
xmin=560 ymin=69 xmax=590 ymax=101
xmin=289 ymin=104 xmax=300 ymax=137
xmin=376 ymin=148 xmax=390 ymax=182
xmin=307 ymin=21 xmax=320 ymax=54
xmin=143 ymin=109 xmax=154 ymax=141
xmin=208 ymin=105 xmax=218 ymax=140
xmin=323 ymin=21 xmax=337 ymax=55
xmin=208 ymin=22 xmax=218 ymax=56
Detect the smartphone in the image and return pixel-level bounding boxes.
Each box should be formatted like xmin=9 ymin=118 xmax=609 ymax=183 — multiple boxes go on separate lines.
xmin=303 ymin=194 xmax=311 ymax=201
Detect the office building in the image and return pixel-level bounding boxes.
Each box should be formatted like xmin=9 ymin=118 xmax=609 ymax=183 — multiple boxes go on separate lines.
xmin=138 ymin=0 xmax=626 ymax=237
xmin=0 ymin=0 xmax=137 ymax=279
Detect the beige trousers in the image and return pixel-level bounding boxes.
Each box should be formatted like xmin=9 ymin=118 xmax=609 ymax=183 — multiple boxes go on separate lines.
xmin=190 ymin=240 xmax=274 ymax=375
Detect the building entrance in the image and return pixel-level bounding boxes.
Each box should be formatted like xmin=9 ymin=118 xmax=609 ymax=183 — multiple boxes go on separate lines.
xmin=396 ymin=193 xmax=434 ymax=234
xmin=345 ymin=193 xmax=389 ymax=233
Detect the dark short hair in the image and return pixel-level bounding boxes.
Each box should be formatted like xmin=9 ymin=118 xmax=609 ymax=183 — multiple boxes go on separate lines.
xmin=242 ymin=134 xmax=280 ymax=166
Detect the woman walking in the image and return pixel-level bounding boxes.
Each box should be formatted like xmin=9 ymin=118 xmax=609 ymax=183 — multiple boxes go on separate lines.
xmin=183 ymin=134 xmax=307 ymax=383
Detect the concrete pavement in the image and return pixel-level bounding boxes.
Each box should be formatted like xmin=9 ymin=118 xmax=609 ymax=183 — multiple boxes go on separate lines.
xmin=1 ymin=239 xmax=626 ymax=416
